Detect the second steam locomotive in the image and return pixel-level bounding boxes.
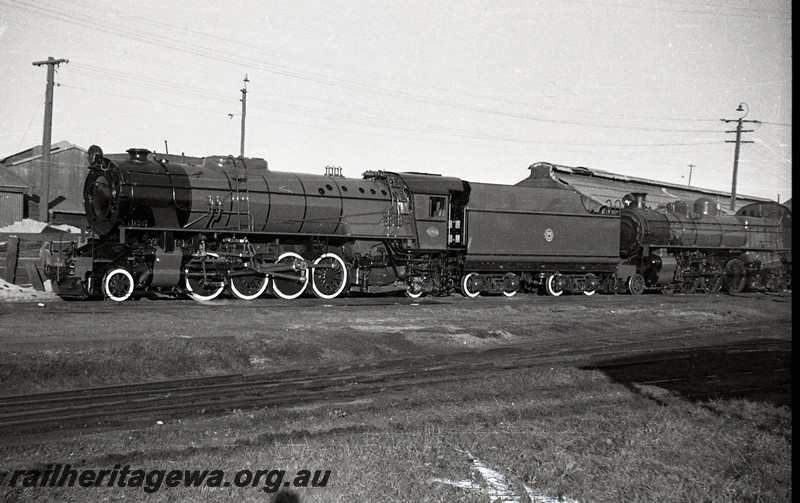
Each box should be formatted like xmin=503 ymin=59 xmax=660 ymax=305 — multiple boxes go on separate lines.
xmin=46 ymin=147 xmax=791 ymax=301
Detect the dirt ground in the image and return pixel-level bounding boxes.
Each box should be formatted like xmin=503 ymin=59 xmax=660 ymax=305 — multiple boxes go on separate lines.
xmin=0 ymin=291 xmax=792 ymax=400
xmin=0 ymin=291 xmax=792 ymax=503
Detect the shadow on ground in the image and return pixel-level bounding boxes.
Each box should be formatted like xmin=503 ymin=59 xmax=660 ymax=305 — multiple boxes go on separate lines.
xmin=583 ymin=338 xmax=792 ymax=408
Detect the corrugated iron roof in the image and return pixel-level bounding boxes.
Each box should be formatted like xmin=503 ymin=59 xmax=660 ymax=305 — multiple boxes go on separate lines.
xmin=519 ymin=162 xmax=771 ymax=214
xmin=0 ymin=141 xmax=85 ymax=166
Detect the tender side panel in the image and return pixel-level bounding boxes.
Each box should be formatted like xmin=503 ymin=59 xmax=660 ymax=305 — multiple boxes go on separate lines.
xmin=464 ymin=183 xmax=620 ymax=264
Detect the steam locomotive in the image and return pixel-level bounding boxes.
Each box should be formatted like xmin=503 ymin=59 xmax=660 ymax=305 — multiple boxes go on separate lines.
xmin=45 ymin=146 xmax=791 ymax=301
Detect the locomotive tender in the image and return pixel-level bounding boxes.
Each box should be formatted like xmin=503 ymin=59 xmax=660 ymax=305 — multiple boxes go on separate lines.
xmin=46 ymin=147 xmax=791 ymax=301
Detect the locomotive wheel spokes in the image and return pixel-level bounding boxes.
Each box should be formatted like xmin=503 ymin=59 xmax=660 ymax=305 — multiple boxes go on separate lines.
xmin=545 ymin=274 xmax=563 ymax=297
xmin=103 ymin=268 xmax=134 ymax=302
xmin=184 ymin=272 xmax=225 ymax=301
xmin=311 ymin=253 xmax=349 ymax=299
xmin=627 ymin=273 xmax=645 ymax=295
xmin=271 ymin=252 xmax=309 ymax=300
xmin=460 ymin=273 xmax=481 ymax=298
xmin=699 ymin=275 xmax=723 ymax=294
xmin=660 ymin=284 xmax=676 ymax=295
xmin=724 ymin=259 xmax=747 ymax=294
xmin=679 ymin=279 xmax=696 ymax=294
xmin=229 ymin=274 xmax=269 ymax=300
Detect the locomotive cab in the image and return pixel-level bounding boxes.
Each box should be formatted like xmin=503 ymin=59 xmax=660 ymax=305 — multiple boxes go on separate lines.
xmin=387 ymin=172 xmax=468 ymax=251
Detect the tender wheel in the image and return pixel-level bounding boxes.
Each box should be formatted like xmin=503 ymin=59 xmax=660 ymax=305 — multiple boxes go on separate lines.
xmin=271 ymin=252 xmax=309 ymax=300
xmin=583 ymin=274 xmax=598 ymax=296
xmin=545 ymin=274 xmax=563 ymax=297
xmin=103 ymin=267 xmax=134 ymax=302
xmin=229 ymin=274 xmax=269 ymax=300
xmin=311 ymin=253 xmax=348 ymax=299
xmin=184 ymin=272 xmax=225 ymax=301
xmin=460 ymin=273 xmax=481 ymax=298
xmin=627 ymin=273 xmax=645 ymax=295
xmin=502 ymin=273 xmax=519 ymax=298
xmin=724 ymin=259 xmax=747 ymax=294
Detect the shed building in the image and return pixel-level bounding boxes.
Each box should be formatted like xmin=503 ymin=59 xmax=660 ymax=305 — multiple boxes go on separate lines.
xmin=0 ymin=141 xmax=87 ymax=227
xmin=520 ymin=162 xmax=773 ymax=214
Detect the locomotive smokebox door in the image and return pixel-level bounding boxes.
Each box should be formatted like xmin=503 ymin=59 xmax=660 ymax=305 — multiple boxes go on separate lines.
xmin=413 ymin=194 xmax=448 ymax=250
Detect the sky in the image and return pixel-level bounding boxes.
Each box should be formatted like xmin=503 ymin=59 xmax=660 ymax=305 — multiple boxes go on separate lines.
xmin=0 ymin=0 xmax=792 ymax=202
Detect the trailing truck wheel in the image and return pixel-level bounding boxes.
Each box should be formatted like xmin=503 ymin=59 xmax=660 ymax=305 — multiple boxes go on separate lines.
xmin=185 ymin=274 xmax=225 ymax=301
xmin=724 ymin=259 xmax=747 ymax=294
xmin=460 ymin=273 xmax=481 ymax=298
xmin=311 ymin=253 xmax=349 ymax=300
xmin=627 ymin=273 xmax=645 ymax=295
xmin=271 ymin=252 xmax=309 ymax=300
xmin=229 ymin=274 xmax=269 ymax=300
xmin=103 ymin=268 xmax=134 ymax=302
xmin=545 ymin=274 xmax=563 ymax=297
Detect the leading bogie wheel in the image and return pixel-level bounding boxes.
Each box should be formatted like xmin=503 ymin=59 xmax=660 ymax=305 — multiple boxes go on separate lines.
xmin=699 ymin=275 xmax=723 ymax=294
xmin=405 ymin=286 xmax=424 ymax=299
xmin=271 ymin=252 xmax=310 ymax=300
xmin=679 ymin=279 xmax=696 ymax=295
xmin=311 ymin=253 xmax=349 ymax=299
xmin=627 ymin=273 xmax=645 ymax=295
xmin=103 ymin=267 xmax=134 ymax=302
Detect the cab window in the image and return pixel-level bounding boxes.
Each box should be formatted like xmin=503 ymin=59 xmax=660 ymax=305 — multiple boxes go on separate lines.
xmin=429 ymin=197 xmax=447 ymax=218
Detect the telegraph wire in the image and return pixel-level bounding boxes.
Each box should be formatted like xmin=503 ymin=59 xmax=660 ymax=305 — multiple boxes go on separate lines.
xmin=8 ymin=0 xmax=744 ymax=135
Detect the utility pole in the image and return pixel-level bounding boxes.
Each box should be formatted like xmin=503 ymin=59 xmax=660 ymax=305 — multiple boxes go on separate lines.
xmin=686 ymin=164 xmax=695 ymax=187
xmin=240 ymin=75 xmax=249 ymax=157
xmin=32 ymin=56 xmax=68 ymax=223
xmin=721 ymin=103 xmax=759 ymax=211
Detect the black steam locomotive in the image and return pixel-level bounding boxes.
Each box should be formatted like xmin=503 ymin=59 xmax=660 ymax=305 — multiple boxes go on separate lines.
xmin=45 ymin=147 xmax=791 ymax=301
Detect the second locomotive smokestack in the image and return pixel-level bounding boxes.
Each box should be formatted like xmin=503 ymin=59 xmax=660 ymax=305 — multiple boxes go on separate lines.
xmin=127 ymin=148 xmax=150 ymax=163
xmin=632 ymin=192 xmax=647 ymax=209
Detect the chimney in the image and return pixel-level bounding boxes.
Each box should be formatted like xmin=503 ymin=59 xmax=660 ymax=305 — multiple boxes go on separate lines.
xmin=632 ymin=192 xmax=647 ymax=209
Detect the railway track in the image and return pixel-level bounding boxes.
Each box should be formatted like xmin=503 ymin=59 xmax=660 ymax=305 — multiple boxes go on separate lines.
xmin=0 ymin=318 xmax=790 ymax=441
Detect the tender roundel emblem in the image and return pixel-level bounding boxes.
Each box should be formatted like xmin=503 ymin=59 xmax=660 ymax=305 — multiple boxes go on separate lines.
xmin=426 ymin=226 xmax=440 ymax=238
xmin=543 ymin=228 xmax=554 ymax=242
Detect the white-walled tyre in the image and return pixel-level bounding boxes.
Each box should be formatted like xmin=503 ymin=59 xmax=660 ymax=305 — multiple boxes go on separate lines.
xmin=185 ymin=273 xmax=225 ymax=301
xmin=460 ymin=273 xmax=481 ymax=298
xmin=230 ymin=274 xmax=269 ymax=300
xmin=103 ymin=268 xmax=134 ymax=302
xmin=545 ymin=274 xmax=563 ymax=297
xmin=272 ymin=252 xmax=309 ymax=300
xmin=311 ymin=253 xmax=349 ymax=299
